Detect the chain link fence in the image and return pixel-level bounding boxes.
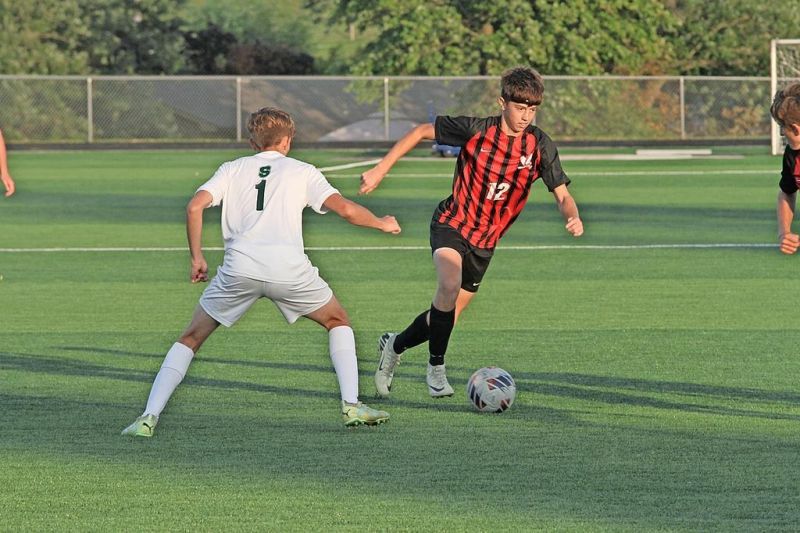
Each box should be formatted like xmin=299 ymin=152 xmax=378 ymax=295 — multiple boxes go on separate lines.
xmin=0 ymin=75 xmax=771 ymax=145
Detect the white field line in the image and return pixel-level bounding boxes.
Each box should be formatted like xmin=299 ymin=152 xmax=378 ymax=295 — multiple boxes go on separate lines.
xmin=325 ymin=169 xmax=777 ymax=178
xmin=318 ymin=159 xmax=382 ymax=172
xmin=0 ymin=243 xmax=776 ymax=253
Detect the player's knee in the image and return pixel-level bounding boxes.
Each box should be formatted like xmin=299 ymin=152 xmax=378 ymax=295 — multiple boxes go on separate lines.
xmin=438 ymin=280 xmax=461 ymax=302
xmin=324 ymin=309 xmax=350 ymax=330
xmin=178 ymin=331 xmax=204 ymax=352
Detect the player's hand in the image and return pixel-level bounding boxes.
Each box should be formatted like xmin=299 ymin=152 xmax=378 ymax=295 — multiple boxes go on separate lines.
xmin=359 ymin=166 xmax=386 ymax=195
xmin=566 ymin=216 xmax=583 ymax=237
xmin=190 ymin=258 xmax=209 ymax=283
xmin=779 ymin=232 xmax=799 ymax=254
xmin=1 ymin=173 xmax=14 ymax=197
xmin=380 ymin=215 xmax=401 ymax=234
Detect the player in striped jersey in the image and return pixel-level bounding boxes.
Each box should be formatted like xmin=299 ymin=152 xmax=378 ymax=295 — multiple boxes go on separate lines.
xmin=772 ymin=83 xmax=800 ymax=255
xmin=360 ymin=67 xmax=584 ymax=398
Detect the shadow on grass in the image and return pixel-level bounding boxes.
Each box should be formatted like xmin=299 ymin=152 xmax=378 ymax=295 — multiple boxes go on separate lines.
xmin=3 ymin=348 xmax=800 ymax=530
xmin=8 ymin=348 xmax=800 ymax=423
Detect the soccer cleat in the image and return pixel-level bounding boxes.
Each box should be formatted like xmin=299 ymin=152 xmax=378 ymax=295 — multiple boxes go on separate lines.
xmin=375 ymin=332 xmax=401 ymax=397
xmin=426 ymin=363 xmax=454 ymax=398
xmin=121 ymin=414 xmax=158 ymax=438
xmin=341 ymin=401 xmax=390 ymax=427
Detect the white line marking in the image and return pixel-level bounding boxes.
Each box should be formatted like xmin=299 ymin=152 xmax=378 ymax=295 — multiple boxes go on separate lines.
xmin=325 ymin=169 xmax=777 ymax=178
xmin=318 ymin=159 xmax=381 ymax=172
xmin=0 ymin=244 xmax=776 ymax=253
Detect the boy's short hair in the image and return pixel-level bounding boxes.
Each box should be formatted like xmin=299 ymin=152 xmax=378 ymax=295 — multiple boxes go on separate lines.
xmin=501 ymin=67 xmax=544 ymax=106
xmin=770 ymin=83 xmax=800 ymax=128
xmin=248 ymin=107 xmax=296 ymax=148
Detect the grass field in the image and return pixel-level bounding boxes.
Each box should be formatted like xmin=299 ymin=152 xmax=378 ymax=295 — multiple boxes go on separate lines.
xmin=1 ymin=147 xmax=798 ymax=531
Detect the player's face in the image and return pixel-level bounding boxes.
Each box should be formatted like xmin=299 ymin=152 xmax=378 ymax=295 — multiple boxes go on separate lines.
xmin=782 ymin=123 xmax=800 ymax=150
xmin=499 ymin=98 xmax=537 ymax=135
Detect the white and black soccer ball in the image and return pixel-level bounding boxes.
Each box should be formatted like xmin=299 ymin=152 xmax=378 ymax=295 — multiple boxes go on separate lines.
xmin=466 ymin=366 xmax=516 ymax=413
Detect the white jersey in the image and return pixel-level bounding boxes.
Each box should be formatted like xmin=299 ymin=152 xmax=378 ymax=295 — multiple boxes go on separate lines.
xmin=197 ymin=150 xmax=339 ymax=283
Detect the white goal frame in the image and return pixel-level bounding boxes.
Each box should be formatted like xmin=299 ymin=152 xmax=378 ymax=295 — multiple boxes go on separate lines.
xmin=771 ymin=39 xmax=800 ymax=155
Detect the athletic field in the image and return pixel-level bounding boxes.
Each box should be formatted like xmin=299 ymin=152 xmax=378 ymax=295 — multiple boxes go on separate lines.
xmin=1 ymin=147 xmax=798 ymax=531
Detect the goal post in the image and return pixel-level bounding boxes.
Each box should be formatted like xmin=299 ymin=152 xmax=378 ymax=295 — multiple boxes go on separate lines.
xmin=771 ymin=39 xmax=800 ymax=155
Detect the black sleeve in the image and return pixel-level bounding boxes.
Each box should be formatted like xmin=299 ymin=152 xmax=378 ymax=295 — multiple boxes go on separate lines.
xmin=434 ymin=116 xmax=489 ymax=147
xmin=779 ymin=147 xmax=799 ymax=195
xmin=534 ymin=128 xmax=570 ymax=192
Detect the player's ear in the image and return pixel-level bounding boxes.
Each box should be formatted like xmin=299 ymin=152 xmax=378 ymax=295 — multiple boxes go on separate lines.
xmin=790 ymin=123 xmax=800 ymax=137
xmin=497 ymin=97 xmax=506 ymax=111
xmin=249 ymin=138 xmax=261 ymax=151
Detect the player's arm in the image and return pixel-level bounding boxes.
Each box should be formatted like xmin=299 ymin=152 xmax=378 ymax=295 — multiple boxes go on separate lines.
xmin=359 ymin=123 xmax=436 ymax=195
xmin=777 ymin=189 xmax=799 ymax=254
xmin=323 ymin=193 xmax=401 ymax=234
xmin=552 ymin=184 xmax=583 ymax=237
xmin=0 ymin=128 xmax=15 ymax=197
xmin=186 ymin=190 xmax=214 ymax=282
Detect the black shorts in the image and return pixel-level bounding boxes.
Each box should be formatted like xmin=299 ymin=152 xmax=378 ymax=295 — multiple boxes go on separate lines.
xmin=430 ymin=221 xmax=494 ymax=293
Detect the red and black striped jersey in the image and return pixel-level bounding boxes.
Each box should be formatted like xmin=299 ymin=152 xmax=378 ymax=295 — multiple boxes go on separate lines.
xmin=433 ymin=115 xmax=570 ymax=249
xmin=778 ymin=145 xmax=800 ymax=194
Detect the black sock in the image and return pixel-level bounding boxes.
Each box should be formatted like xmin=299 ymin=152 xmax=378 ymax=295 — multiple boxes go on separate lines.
xmin=428 ymin=304 xmax=455 ymax=366
xmin=393 ymin=310 xmax=430 ymax=354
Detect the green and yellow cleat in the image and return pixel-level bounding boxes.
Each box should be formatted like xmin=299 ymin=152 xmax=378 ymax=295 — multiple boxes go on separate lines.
xmin=341 ymin=401 xmax=389 ymax=427
xmin=121 ymin=414 xmax=158 ymax=437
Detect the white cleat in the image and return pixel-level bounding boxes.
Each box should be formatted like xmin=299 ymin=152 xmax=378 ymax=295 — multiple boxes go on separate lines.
xmin=426 ymin=363 xmax=454 ymax=398
xmin=375 ymin=332 xmax=401 ymax=397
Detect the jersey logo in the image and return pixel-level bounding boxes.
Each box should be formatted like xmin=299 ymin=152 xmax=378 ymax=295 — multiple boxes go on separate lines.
xmin=518 ymin=153 xmax=534 ymax=169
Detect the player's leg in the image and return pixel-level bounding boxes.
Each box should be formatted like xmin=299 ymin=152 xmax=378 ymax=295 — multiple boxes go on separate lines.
xmin=386 ymin=223 xmax=463 ymax=357
xmin=271 ymin=272 xmax=387 ymax=426
xmin=375 ymin=248 xmax=461 ymax=398
xmin=454 ymin=288 xmax=477 ymax=322
xmin=424 ymin=247 xmax=461 ymax=397
xmin=146 ymin=305 xmax=219 ymax=415
xmin=304 ymin=296 xmax=389 ymax=426
xmin=122 ymin=305 xmax=220 ymax=437
xmin=123 ymin=271 xmax=257 ymax=437
xmin=377 ymin=287 xmax=475 ymax=395
xmin=304 ymin=295 xmax=358 ymax=404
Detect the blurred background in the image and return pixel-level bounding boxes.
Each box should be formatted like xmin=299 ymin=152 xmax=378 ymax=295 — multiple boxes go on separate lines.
xmin=1 ymin=0 xmax=799 ymax=146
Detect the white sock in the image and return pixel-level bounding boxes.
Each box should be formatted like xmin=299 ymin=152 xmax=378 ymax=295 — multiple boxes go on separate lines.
xmin=329 ymin=325 xmax=359 ymax=404
xmin=143 ymin=342 xmax=194 ymax=418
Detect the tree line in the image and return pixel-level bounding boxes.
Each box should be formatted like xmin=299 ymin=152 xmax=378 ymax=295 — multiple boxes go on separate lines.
xmin=1 ymin=0 xmax=797 ymax=77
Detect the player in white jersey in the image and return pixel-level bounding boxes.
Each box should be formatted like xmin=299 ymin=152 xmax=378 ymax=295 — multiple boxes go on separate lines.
xmin=122 ymin=108 xmax=401 ymax=436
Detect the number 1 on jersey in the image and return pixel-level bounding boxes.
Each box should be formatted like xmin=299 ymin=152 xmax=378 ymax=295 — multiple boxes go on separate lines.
xmin=255 ymin=180 xmax=266 ymax=211
xmin=255 ymin=166 xmax=271 ymax=211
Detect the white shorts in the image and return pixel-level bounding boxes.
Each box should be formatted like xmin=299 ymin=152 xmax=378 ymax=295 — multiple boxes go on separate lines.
xmin=199 ymin=268 xmax=333 ymax=326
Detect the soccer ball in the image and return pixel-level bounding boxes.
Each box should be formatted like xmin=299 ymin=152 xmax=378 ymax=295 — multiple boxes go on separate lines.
xmin=466 ymin=366 xmax=516 ymax=413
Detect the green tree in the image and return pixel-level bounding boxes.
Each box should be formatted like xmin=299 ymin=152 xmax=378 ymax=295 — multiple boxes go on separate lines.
xmin=81 ymin=0 xmax=188 ymax=74
xmin=667 ymin=0 xmax=800 ymax=76
xmin=312 ymin=0 xmax=677 ymax=75
xmin=0 ymin=0 xmax=89 ymax=74
xmin=182 ymin=0 xmax=312 ymax=50
xmin=531 ymin=0 xmax=677 ymax=75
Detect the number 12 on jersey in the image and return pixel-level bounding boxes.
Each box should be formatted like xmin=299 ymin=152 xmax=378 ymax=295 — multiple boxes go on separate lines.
xmin=255 ymin=166 xmax=271 ymax=211
xmin=486 ymin=182 xmax=509 ymax=201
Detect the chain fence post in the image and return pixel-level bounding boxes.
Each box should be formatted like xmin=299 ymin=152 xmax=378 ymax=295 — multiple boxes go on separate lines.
xmin=384 ymin=77 xmax=390 ymax=140
xmin=87 ymin=77 xmax=94 ymax=143
xmin=679 ymin=76 xmax=686 ymax=141
xmin=236 ymin=77 xmax=242 ymax=143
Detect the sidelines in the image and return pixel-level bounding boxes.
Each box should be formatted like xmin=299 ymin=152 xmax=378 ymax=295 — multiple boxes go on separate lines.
xmin=0 ymin=243 xmax=776 ymax=253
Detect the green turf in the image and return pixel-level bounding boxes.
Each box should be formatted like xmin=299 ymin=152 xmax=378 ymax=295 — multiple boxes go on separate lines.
xmin=1 ymin=148 xmax=798 ymax=531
